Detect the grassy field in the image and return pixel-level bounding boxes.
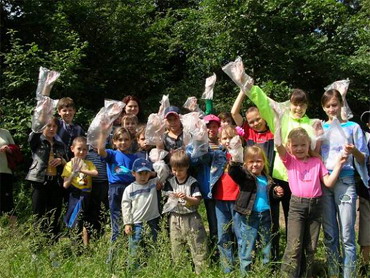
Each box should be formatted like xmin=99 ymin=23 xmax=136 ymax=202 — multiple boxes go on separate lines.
xmin=0 ymin=183 xmax=362 ymax=278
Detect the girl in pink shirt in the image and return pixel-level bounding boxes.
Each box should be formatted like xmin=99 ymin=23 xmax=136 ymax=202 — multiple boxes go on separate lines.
xmin=275 ymin=127 xmax=346 ymax=278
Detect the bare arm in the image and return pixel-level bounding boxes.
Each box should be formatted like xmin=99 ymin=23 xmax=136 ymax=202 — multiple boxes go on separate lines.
xmin=80 ymin=168 xmax=98 ymax=177
xmin=322 ymin=155 xmax=347 ymax=188
xmin=345 ymin=144 xmax=365 ymax=165
xmin=231 ymin=89 xmax=246 ymax=127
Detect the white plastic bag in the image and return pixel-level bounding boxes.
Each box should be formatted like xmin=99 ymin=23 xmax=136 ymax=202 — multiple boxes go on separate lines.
xmin=87 ymin=99 xmax=125 ymax=148
xmin=31 ymin=96 xmax=59 ymax=133
xmin=325 ymin=79 xmax=352 ymax=120
xmin=162 ymin=196 xmax=179 ymax=214
xmin=222 ymin=56 xmax=253 ymax=95
xmin=228 ymin=136 xmax=244 ymax=163
xmin=149 ymin=148 xmax=170 ymax=184
xmin=145 ymin=113 xmax=166 ymax=146
xmin=201 ymin=73 xmax=217 ymax=100
xmin=158 ymin=95 xmax=170 ymax=119
xmin=36 ymin=67 xmax=60 ymax=100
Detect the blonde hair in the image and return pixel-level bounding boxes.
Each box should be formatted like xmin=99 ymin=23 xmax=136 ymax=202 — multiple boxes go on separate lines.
xmin=121 ymin=114 xmax=138 ymax=126
xmin=243 ymin=145 xmax=269 ymax=176
xmin=218 ymin=125 xmax=237 ymax=139
xmin=287 ymin=127 xmax=320 ymax=158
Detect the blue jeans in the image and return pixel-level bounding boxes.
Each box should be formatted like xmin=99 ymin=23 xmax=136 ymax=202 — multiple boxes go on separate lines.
xmin=239 ymin=210 xmax=271 ymax=274
xmin=322 ymin=176 xmax=357 ymax=278
xmin=281 ymin=195 xmax=322 ymax=278
xmin=108 ymin=184 xmax=127 ymax=242
xmin=128 ymin=217 xmax=159 ymax=259
xmin=215 ymin=200 xmax=242 ymax=273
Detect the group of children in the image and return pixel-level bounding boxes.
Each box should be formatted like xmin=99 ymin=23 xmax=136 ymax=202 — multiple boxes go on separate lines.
xmin=20 ymin=77 xmax=370 ymax=277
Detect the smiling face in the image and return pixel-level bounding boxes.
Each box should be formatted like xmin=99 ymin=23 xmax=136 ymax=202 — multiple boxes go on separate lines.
xmin=288 ymin=136 xmax=310 ymax=160
xmin=125 ymin=100 xmax=139 ymax=116
xmin=322 ymin=96 xmax=342 ymax=120
xmin=246 ymin=110 xmax=267 ymax=132
xmin=207 ymin=121 xmax=219 ymax=141
xmin=123 ymin=119 xmax=137 ymax=134
xmin=42 ymin=119 xmax=58 ymax=140
xmin=245 ymin=154 xmax=265 ymax=176
xmin=113 ymin=132 xmax=132 ymax=152
xmin=290 ymin=102 xmax=307 ymax=119
xmin=58 ymin=107 xmax=76 ymax=124
xmin=71 ymin=141 xmax=88 ymax=159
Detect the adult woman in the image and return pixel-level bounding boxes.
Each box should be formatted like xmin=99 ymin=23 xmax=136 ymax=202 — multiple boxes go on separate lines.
xmin=122 ymin=95 xmax=144 ymax=123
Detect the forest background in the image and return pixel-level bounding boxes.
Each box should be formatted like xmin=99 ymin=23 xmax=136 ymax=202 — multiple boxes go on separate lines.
xmin=0 ymin=1 xmax=369 ymax=276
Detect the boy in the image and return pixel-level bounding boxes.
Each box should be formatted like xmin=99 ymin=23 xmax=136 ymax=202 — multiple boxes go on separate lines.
xmin=62 ymin=136 xmax=98 ymax=245
xmin=163 ymin=106 xmax=184 ymax=153
xmin=121 ymin=114 xmax=139 ymax=152
xmin=204 ymin=114 xmax=221 ymax=150
xmin=121 ymin=158 xmax=160 ymax=266
xmin=163 ymin=150 xmax=208 ymax=274
xmin=56 ymin=97 xmax=85 ymax=160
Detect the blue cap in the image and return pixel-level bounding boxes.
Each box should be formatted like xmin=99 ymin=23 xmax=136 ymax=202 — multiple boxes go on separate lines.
xmin=132 ymin=158 xmax=153 ymax=172
xmin=164 ymin=106 xmax=180 ymax=118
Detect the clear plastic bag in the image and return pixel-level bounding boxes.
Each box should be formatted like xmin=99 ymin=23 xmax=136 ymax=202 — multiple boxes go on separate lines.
xmin=324 ymin=79 xmax=352 ymax=120
xmin=36 ymin=67 xmax=60 ymax=100
xmin=201 ymin=73 xmax=217 ymax=100
xmin=228 ymin=136 xmax=244 ymax=163
xmin=87 ymin=99 xmax=125 ymax=148
xmin=222 ymin=56 xmax=253 ymax=95
xmin=31 ymin=96 xmax=59 ymax=133
xmin=149 ymin=148 xmax=170 ymax=184
xmin=145 ymin=113 xmax=166 ymax=146
xmin=162 ymin=196 xmax=179 ymax=214
xmin=158 ymin=95 xmax=170 ymax=119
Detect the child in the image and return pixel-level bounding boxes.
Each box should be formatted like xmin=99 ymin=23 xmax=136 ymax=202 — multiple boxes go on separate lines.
xmin=135 ymin=125 xmax=155 ymax=160
xmin=163 ymin=106 xmax=184 ymax=153
xmin=228 ymin=145 xmax=283 ymax=273
xmin=204 ymin=114 xmax=221 ymax=150
xmin=213 ymin=126 xmax=242 ymax=273
xmin=231 ymin=89 xmax=278 ymax=259
xmin=320 ymin=90 xmax=368 ymax=278
xmin=275 ymin=126 xmax=346 ymax=278
xmin=163 ymin=150 xmax=208 ymax=274
xmin=121 ymin=158 xmax=160 ymax=266
xmin=56 ymin=97 xmax=85 ymax=160
xmin=218 ymin=112 xmax=235 ymax=127
xmin=358 ymin=110 xmax=370 ymax=276
xmin=62 ymin=136 xmax=98 ymax=245
xmin=97 ymin=126 xmax=137 ymax=242
xmin=121 ymin=114 xmax=139 ymax=138
xmin=26 ymin=117 xmax=67 ymax=238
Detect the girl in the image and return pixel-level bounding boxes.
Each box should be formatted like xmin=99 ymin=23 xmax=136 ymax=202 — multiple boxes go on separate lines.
xmin=26 ymin=117 xmax=67 ymax=239
xmin=320 ymin=89 xmax=368 ymax=278
xmin=213 ymin=126 xmax=242 ymax=273
xmin=275 ymin=126 xmax=346 ymax=278
xmin=98 ymin=127 xmax=137 ymax=242
xmin=228 ymin=145 xmax=283 ymax=274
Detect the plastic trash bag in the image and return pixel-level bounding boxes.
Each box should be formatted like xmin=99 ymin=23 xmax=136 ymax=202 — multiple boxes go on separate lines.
xmin=222 ymin=56 xmax=253 ymax=96
xmin=320 ymin=117 xmax=349 ymax=169
xmin=36 ymin=67 xmax=60 ymax=100
xmin=158 ymin=95 xmax=170 ymax=119
xmin=229 ymin=136 xmax=244 ymax=163
xmin=325 ymin=79 xmax=352 ymax=120
xmin=87 ymin=99 xmax=125 ymax=148
xmin=31 ymin=96 xmax=59 ymax=133
xmin=183 ymin=96 xmax=199 ymax=112
xmin=201 ymin=73 xmax=217 ymax=100
xmin=149 ymin=148 xmax=170 ymax=184
xmin=145 ymin=113 xmax=166 ymax=146
xmin=162 ymin=196 xmax=179 ymax=214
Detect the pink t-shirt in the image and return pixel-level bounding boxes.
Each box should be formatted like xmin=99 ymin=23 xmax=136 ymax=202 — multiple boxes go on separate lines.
xmin=281 ymin=152 xmax=328 ymax=198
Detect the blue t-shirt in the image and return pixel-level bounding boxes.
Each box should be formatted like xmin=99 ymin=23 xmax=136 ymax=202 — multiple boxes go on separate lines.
xmin=253 ymin=175 xmax=270 ymax=212
xmin=104 ymin=149 xmax=137 ymax=185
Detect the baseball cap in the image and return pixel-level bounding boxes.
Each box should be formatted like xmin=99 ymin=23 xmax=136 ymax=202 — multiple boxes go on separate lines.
xmin=360 ymin=111 xmax=370 ymax=123
xmin=164 ymin=106 xmax=180 ymax=118
xmin=132 ymin=158 xmax=153 ymax=172
xmin=203 ymin=114 xmax=221 ymax=126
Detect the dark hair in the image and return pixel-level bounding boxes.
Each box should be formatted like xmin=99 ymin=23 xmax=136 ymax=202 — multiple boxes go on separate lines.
xmin=290 ymin=89 xmax=308 ymax=106
xmin=136 ymin=124 xmax=146 ymax=139
xmin=169 ymin=150 xmax=190 ymax=169
xmin=57 ymin=97 xmax=76 ymax=111
xmin=122 ymin=95 xmax=144 ymax=122
xmin=218 ymin=112 xmax=235 ymax=125
xmin=321 ymin=89 xmax=343 ymax=107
